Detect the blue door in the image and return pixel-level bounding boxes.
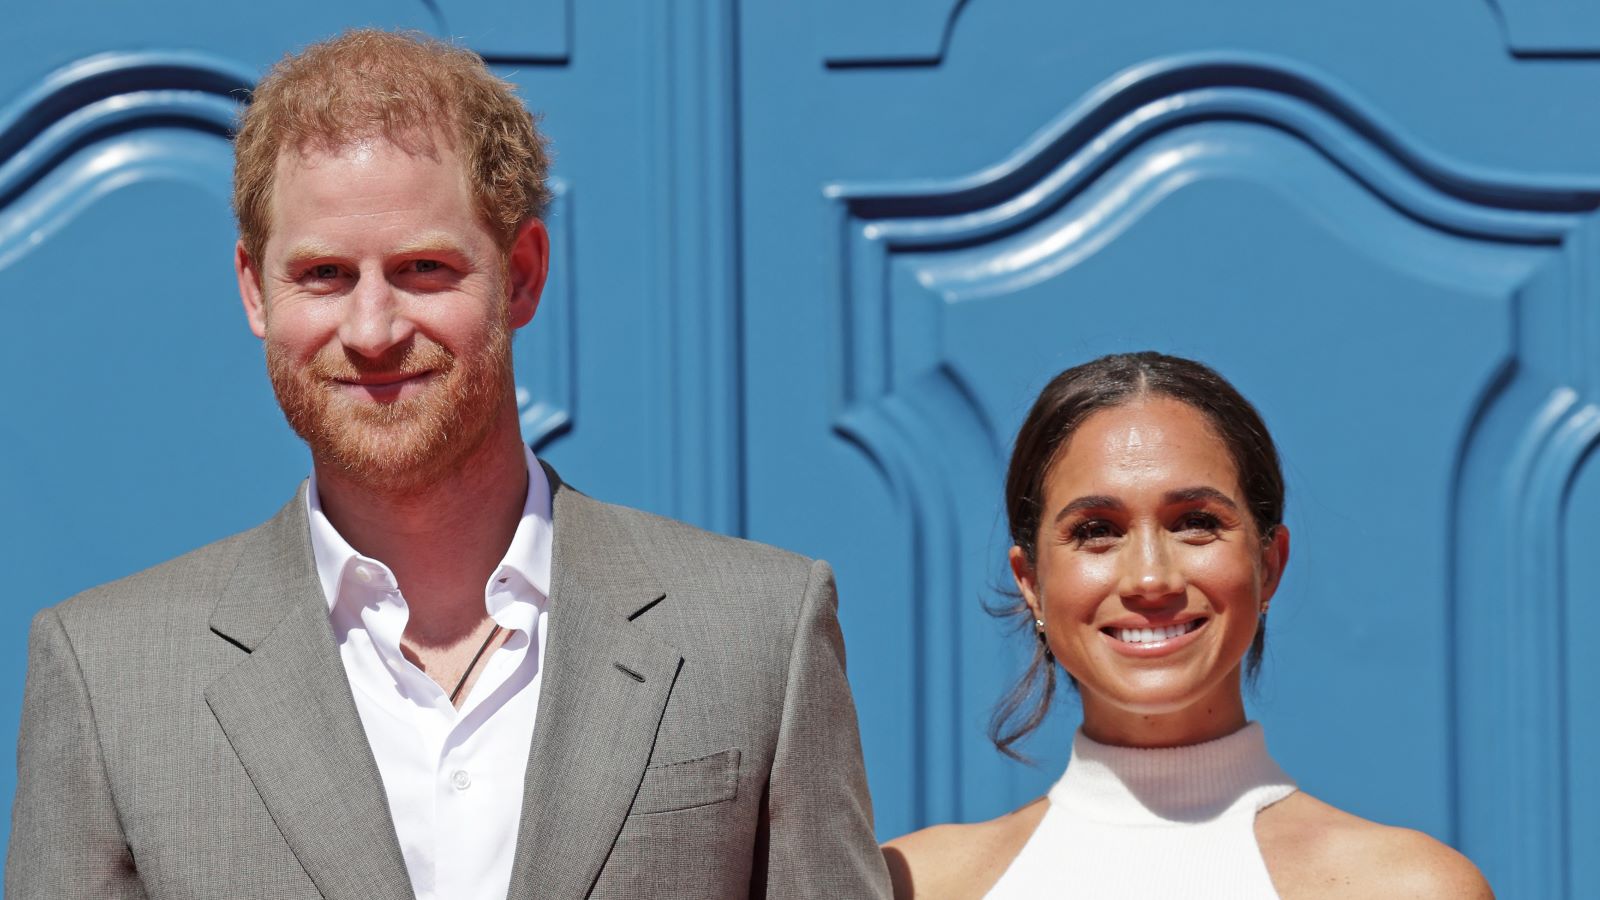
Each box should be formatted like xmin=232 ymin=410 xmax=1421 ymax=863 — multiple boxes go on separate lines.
xmin=3 ymin=2 xmax=1596 ymax=896
xmin=736 ymin=3 xmax=1600 ymax=897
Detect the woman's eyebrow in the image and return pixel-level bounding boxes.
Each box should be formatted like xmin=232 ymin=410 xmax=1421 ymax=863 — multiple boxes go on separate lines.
xmin=1053 ymin=495 xmax=1123 ymax=523
xmin=1163 ymin=486 xmax=1239 ymax=509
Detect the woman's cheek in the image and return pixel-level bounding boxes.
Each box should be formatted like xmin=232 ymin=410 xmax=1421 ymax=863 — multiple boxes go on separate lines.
xmin=1182 ymin=544 xmax=1260 ymax=610
xmin=1045 ymin=552 xmax=1118 ymax=619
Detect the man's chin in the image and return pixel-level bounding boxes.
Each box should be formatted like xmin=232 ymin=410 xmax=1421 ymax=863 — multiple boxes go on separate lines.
xmin=305 ymin=408 xmax=506 ymax=496
xmin=315 ymin=445 xmax=462 ymax=495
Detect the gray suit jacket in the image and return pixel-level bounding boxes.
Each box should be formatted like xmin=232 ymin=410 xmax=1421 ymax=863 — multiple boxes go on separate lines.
xmin=7 ymin=466 xmax=890 ymax=899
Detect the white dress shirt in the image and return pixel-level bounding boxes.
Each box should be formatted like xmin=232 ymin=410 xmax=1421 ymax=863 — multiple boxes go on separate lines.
xmin=306 ymin=447 xmax=552 ymax=900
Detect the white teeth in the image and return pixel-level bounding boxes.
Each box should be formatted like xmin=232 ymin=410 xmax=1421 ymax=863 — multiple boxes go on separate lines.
xmin=1114 ymin=621 xmax=1198 ymax=644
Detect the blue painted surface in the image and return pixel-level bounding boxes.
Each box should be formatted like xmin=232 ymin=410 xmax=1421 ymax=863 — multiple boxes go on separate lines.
xmin=1565 ymin=444 xmax=1600 ymax=898
xmin=437 ymin=0 xmax=571 ymax=63
xmin=740 ymin=3 xmax=1600 ymax=896
xmin=1493 ymin=0 xmax=1600 ymax=57
xmin=2 ymin=2 xmax=1598 ymax=896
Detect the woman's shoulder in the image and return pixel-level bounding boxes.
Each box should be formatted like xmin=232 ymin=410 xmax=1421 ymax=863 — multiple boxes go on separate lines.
xmin=1256 ymin=792 xmax=1494 ymax=899
xmin=882 ymin=797 xmax=1048 ymax=900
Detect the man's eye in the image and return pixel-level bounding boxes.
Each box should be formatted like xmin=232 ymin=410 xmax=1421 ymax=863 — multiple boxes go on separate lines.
xmin=413 ymin=259 xmax=441 ymax=273
xmin=308 ymin=264 xmax=340 ymax=280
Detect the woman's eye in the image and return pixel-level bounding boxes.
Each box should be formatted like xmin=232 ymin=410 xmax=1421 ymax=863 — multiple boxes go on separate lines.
xmin=1176 ymin=512 xmax=1222 ymax=533
xmin=1070 ymin=520 xmax=1118 ymax=545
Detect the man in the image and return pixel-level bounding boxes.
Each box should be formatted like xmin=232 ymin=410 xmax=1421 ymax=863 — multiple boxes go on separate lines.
xmin=7 ymin=30 xmax=889 ymax=900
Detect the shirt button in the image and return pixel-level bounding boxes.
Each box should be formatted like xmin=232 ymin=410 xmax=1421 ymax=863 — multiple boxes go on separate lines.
xmin=451 ymin=769 xmax=472 ymax=791
xmin=355 ymin=565 xmax=374 ymax=584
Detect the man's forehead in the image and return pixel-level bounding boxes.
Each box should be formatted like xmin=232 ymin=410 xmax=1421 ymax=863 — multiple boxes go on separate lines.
xmin=276 ymin=129 xmax=453 ymax=171
xmin=261 ymin=130 xmax=486 ymax=263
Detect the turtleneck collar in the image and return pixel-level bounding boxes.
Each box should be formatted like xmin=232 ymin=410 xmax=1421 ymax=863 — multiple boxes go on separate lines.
xmin=1050 ymin=721 xmax=1296 ymax=826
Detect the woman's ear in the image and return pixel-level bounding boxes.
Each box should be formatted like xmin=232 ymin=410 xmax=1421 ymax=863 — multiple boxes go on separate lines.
xmin=1009 ymin=545 xmax=1043 ymax=620
xmin=1259 ymin=524 xmax=1290 ymax=612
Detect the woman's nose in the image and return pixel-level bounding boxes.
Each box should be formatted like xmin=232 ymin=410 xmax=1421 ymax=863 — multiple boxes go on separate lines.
xmin=1116 ymin=528 xmax=1186 ymax=604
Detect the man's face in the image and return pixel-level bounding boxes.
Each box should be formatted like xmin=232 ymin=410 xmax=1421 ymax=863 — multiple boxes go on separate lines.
xmin=237 ymin=135 xmax=542 ymax=493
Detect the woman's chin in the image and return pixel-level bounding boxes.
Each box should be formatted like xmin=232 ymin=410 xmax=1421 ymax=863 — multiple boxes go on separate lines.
xmin=1083 ymin=666 xmax=1227 ymax=720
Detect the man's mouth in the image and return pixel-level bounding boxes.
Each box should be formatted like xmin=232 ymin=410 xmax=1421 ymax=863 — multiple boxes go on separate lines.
xmin=1103 ymin=618 xmax=1206 ymax=644
xmin=337 ymin=370 xmax=433 ymax=387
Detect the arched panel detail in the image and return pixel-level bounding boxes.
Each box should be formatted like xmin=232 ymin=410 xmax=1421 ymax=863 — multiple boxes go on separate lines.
xmin=821 ymin=0 xmax=968 ymax=68
xmin=1454 ymin=382 xmax=1600 ymax=898
xmin=1490 ymin=0 xmax=1600 ymax=58
xmin=827 ymin=53 xmax=1599 ymax=256
xmin=824 ymin=53 xmax=1600 ymax=889
xmin=834 ymin=360 xmax=1003 ymax=826
xmin=439 ymin=0 xmax=572 ymax=64
xmin=0 ymin=52 xmax=252 ymax=269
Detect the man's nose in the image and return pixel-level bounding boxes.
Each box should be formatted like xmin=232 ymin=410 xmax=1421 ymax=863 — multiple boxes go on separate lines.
xmin=1116 ymin=527 xmax=1186 ymax=604
xmin=337 ymin=273 xmax=413 ymax=358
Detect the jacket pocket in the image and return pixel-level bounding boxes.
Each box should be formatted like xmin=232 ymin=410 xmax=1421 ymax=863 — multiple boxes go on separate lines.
xmin=630 ymin=747 xmax=740 ymax=815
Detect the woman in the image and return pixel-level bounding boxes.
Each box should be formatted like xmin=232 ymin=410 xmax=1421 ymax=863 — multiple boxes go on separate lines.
xmin=884 ymin=352 xmax=1491 ymax=899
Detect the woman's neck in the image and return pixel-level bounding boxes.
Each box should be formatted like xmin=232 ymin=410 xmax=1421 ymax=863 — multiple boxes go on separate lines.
xmin=1078 ymin=678 xmax=1249 ymax=749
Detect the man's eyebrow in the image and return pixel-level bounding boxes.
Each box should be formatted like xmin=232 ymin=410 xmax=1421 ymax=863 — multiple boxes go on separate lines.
xmin=280 ymin=242 xmax=342 ymax=267
xmin=278 ymin=237 xmax=472 ymax=267
xmin=1053 ymin=495 xmax=1123 ymax=524
xmin=391 ymin=235 xmax=471 ymax=257
xmin=1163 ymin=486 xmax=1239 ymax=509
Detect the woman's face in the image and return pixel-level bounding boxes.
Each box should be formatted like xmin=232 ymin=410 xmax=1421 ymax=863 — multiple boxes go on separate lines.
xmin=1010 ymin=395 xmax=1288 ymax=746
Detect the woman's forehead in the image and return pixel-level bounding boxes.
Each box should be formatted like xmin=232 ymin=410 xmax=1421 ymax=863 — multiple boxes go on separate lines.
xmin=1048 ymin=398 xmax=1243 ymax=499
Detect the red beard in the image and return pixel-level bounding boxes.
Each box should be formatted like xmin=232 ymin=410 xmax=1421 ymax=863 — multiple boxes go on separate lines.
xmin=266 ymin=316 xmax=513 ymax=494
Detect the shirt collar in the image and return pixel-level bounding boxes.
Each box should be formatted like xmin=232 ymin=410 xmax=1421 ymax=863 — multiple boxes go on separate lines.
xmin=305 ymin=444 xmax=554 ymax=617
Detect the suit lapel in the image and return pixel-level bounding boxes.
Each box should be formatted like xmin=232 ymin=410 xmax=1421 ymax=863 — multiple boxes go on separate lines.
xmin=506 ymin=467 xmax=684 ymax=900
xmin=205 ymin=489 xmax=415 ymax=900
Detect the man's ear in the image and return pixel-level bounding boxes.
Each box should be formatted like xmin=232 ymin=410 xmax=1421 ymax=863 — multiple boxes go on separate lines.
xmin=237 ymin=240 xmax=268 ymax=339
xmin=1259 ymin=524 xmax=1290 ymax=613
xmin=506 ymin=217 xmax=550 ymax=330
xmin=1009 ymin=546 xmax=1044 ymax=622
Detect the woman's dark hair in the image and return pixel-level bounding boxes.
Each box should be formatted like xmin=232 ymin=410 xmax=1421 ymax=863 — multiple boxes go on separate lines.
xmin=990 ymin=351 xmax=1285 ymax=760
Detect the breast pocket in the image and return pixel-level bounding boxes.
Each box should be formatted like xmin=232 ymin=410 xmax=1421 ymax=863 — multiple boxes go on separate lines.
xmin=630 ymin=747 xmax=741 ymax=815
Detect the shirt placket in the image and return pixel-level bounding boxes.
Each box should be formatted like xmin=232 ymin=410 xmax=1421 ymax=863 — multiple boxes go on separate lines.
xmin=346 ymin=559 xmax=538 ymax=900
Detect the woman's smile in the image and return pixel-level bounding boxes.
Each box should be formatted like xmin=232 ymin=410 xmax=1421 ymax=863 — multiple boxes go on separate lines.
xmin=1100 ymin=615 xmax=1208 ymax=655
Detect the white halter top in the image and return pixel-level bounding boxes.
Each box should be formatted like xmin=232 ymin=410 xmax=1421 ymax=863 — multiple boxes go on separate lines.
xmin=985 ymin=722 xmax=1296 ymax=899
